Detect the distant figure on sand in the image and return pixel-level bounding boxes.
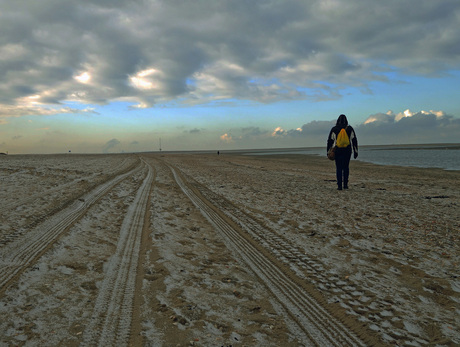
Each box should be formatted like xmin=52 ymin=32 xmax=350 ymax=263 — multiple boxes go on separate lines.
xmin=327 ymin=114 xmax=358 ymax=190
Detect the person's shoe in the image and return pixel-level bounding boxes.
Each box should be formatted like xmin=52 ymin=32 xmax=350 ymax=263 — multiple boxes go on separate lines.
xmin=344 ymin=185 xmax=348 ymax=189
xmin=337 ymin=187 xmax=342 ymax=190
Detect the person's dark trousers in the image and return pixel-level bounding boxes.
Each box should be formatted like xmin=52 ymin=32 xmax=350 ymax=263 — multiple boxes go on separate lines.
xmin=335 ymin=148 xmax=352 ymax=189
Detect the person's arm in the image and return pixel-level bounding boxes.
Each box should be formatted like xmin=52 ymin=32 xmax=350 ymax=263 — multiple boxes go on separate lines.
xmin=351 ymin=128 xmax=358 ymax=158
xmin=327 ymin=129 xmax=335 ymax=153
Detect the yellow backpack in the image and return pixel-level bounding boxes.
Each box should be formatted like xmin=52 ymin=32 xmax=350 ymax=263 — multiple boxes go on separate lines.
xmin=336 ymin=127 xmax=350 ymax=148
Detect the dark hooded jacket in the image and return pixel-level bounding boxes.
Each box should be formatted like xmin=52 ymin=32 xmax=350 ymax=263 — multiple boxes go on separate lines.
xmin=327 ymin=114 xmax=358 ymax=155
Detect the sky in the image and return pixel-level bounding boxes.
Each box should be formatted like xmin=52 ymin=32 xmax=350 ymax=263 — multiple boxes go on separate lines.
xmin=1 ymin=0 xmax=459 ymax=154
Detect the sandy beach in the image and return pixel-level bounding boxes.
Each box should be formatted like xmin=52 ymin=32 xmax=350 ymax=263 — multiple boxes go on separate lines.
xmin=0 ymin=152 xmax=458 ymax=346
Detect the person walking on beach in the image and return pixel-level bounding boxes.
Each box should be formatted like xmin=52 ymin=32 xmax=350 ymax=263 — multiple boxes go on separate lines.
xmin=327 ymin=114 xmax=358 ymax=190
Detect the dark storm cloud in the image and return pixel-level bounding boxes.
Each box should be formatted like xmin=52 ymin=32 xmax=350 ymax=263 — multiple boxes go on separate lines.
xmin=1 ymin=0 xmax=459 ymax=113
xmin=218 ymin=126 xmax=270 ymax=144
xmin=187 ymin=128 xmax=202 ymax=134
xmin=241 ymin=127 xmax=269 ymax=137
xmin=287 ymin=110 xmax=460 ymax=145
xmin=295 ymin=120 xmax=335 ymax=136
xmin=102 ymin=138 xmax=121 ymax=153
xmin=357 ymin=111 xmax=460 ymax=144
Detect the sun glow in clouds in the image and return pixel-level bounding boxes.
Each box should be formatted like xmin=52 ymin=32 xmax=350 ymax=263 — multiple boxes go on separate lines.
xmin=74 ymin=72 xmax=91 ymax=84
xmin=130 ymin=77 xmax=153 ymax=89
xmin=28 ymin=95 xmax=41 ymax=104
xmin=130 ymin=68 xmax=161 ymax=90
xmin=138 ymin=69 xmax=157 ymax=77
xmin=220 ymin=133 xmax=233 ymax=143
xmin=396 ymin=109 xmax=446 ymax=121
xmin=272 ymin=126 xmax=286 ymax=136
xmin=364 ymin=109 xmax=448 ymax=125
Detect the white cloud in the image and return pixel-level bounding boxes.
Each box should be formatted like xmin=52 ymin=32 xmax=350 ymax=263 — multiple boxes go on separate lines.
xmin=130 ymin=76 xmax=153 ymax=90
xmin=0 ymin=104 xmax=92 ymax=118
xmin=74 ymin=72 xmax=91 ymax=84
xmin=271 ymin=126 xmax=287 ymax=137
xmin=395 ymin=109 xmax=414 ymax=122
xmin=129 ymin=68 xmax=163 ymax=90
xmin=220 ymin=133 xmax=233 ymax=143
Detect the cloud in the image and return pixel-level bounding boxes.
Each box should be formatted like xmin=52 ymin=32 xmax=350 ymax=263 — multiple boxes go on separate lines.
xmin=102 ymin=138 xmax=121 ymax=153
xmin=0 ymin=103 xmax=98 ymax=119
xmin=363 ymin=111 xmax=395 ymax=125
xmin=295 ymin=120 xmax=334 ymax=136
xmin=1 ymin=0 xmax=459 ymax=114
xmin=187 ymin=128 xmax=202 ymax=134
xmin=220 ymin=133 xmax=233 ymax=143
xmin=220 ymin=127 xmax=272 ymax=143
xmin=288 ymin=110 xmax=459 ymax=145
xmin=357 ymin=110 xmax=460 ymax=144
xmin=240 ymin=127 xmax=269 ymax=137
xmin=271 ymin=126 xmax=287 ymax=137
xmin=218 ymin=109 xmax=459 ymax=147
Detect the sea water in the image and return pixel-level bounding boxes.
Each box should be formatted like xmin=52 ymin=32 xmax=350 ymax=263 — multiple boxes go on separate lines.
xmin=354 ymin=145 xmax=460 ymax=171
xmin=244 ymin=144 xmax=460 ymax=171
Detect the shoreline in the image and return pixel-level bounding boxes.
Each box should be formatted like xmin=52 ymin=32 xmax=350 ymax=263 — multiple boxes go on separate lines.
xmin=2 ymin=142 xmax=459 ymax=155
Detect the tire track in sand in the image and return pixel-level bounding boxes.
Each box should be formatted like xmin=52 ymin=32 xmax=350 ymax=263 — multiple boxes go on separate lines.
xmin=0 ymin=157 xmax=137 ymax=212
xmin=82 ymin=159 xmax=155 ymax=347
xmin=0 ymin=159 xmax=144 ymax=292
xmin=169 ymin=164 xmax=368 ymax=346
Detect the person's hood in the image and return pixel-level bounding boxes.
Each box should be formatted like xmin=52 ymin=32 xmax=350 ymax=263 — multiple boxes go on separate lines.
xmin=336 ymin=114 xmax=348 ymax=127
